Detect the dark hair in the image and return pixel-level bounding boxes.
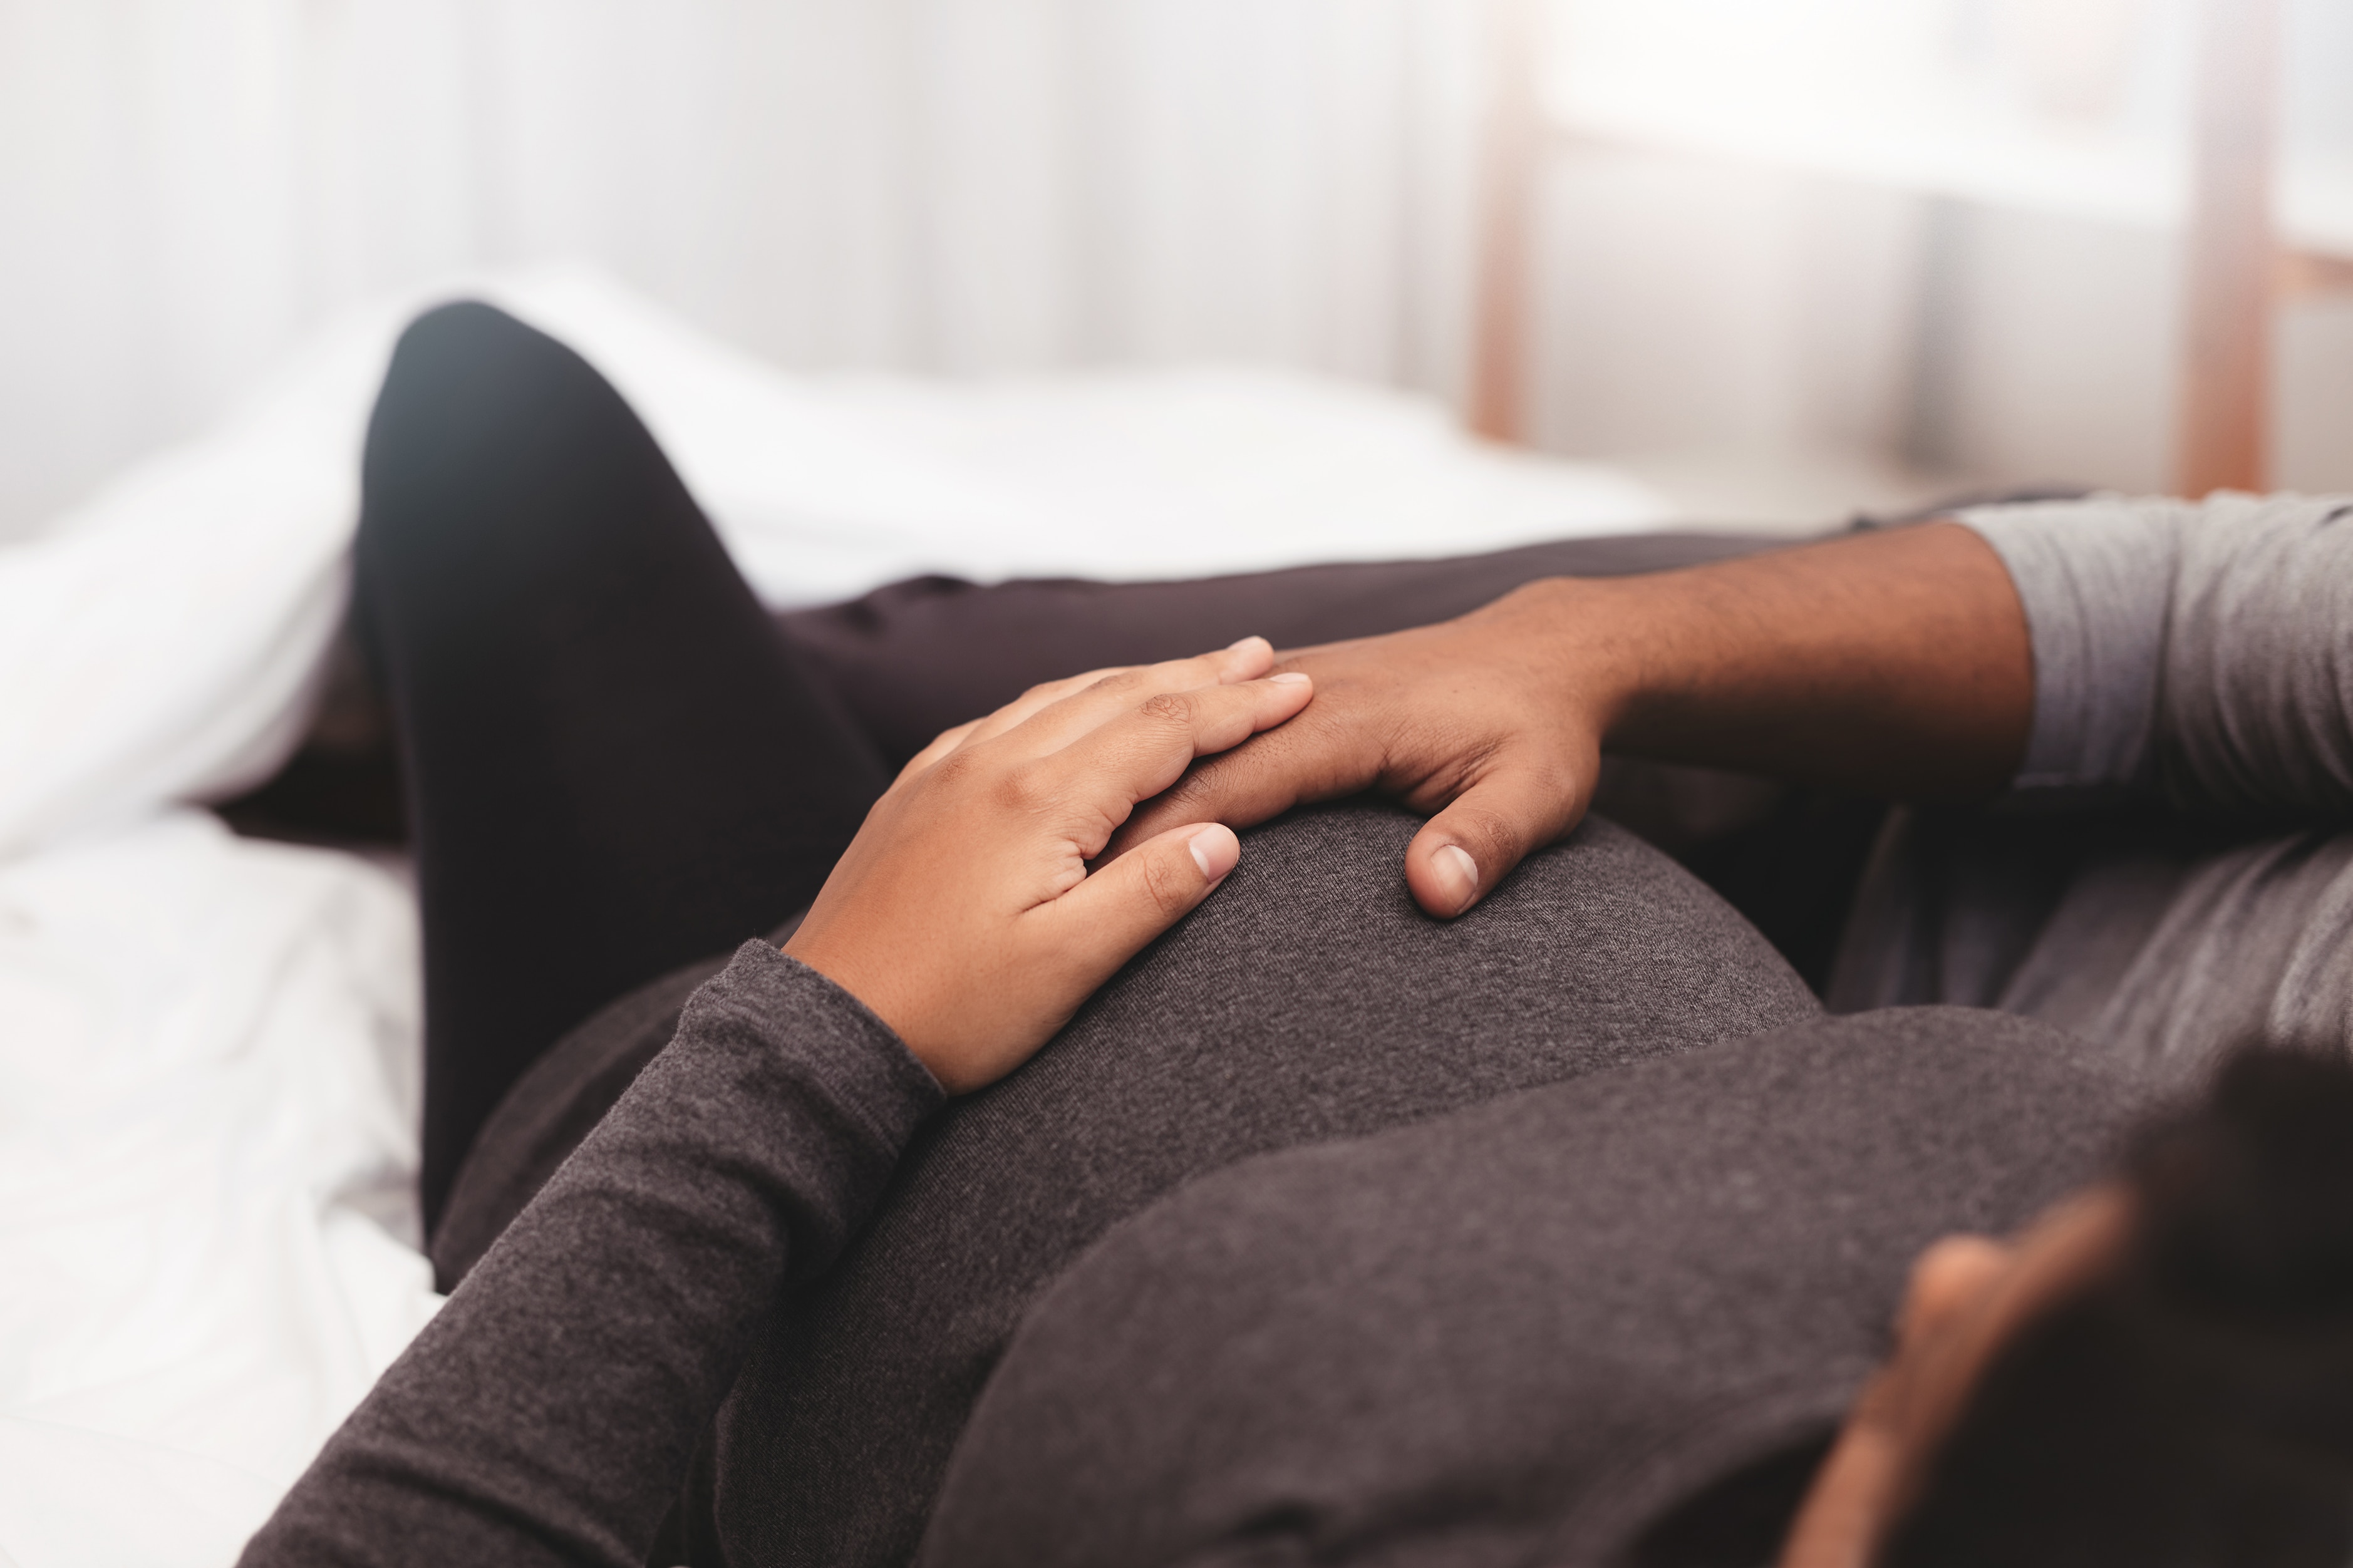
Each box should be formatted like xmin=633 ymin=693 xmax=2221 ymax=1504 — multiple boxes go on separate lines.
xmin=1876 ymin=1044 xmax=2353 ymax=1568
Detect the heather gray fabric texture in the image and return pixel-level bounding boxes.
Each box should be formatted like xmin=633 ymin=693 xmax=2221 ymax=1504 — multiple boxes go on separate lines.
xmin=919 ymin=1008 xmax=2136 ymax=1568
xmin=1960 ymin=491 xmax=2353 ymax=817
xmin=701 ymin=803 xmax=1819 ymax=1567
xmin=1833 ymin=495 xmax=2353 ymax=1090
xmin=239 ymin=941 xmax=943 ymax=1568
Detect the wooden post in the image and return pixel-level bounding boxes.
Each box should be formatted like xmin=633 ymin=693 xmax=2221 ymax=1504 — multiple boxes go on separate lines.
xmin=2175 ymin=0 xmax=2280 ymax=497
xmin=1468 ymin=0 xmax=1538 ymax=445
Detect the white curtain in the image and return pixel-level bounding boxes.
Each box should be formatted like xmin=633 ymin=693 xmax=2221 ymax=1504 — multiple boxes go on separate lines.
xmin=0 ymin=0 xmax=1489 ymax=538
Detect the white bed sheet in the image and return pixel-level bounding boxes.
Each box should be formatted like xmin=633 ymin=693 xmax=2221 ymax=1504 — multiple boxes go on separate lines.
xmin=0 ymin=267 xmax=1671 ymax=1564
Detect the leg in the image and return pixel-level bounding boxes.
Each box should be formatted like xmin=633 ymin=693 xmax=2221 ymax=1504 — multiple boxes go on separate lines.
xmin=778 ymin=534 xmax=1791 ymax=769
xmin=237 ymin=534 xmax=1797 ymax=850
xmin=356 ymin=302 xmax=891 ymax=1231
xmin=697 ymin=800 xmax=1826 ymax=1564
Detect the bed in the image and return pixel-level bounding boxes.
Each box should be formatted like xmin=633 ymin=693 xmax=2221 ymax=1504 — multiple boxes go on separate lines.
xmin=0 ymin=267 xmax=1678 ymax=1565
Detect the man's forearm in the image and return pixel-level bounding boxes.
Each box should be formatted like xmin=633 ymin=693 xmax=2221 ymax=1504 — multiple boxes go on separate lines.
xmin=1552 ymin=522 xmax=2034 ymax=801
xmin=1120 ymin=520 xmax=2038 ymax=917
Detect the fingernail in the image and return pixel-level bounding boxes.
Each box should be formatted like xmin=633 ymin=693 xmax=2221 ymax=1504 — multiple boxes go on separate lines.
xmin=1189 ymin=825 xmax=1239 ymax=880
xmin=1268 ymin=671 xmax=1310 ymax=686
xmin=1226 ymin=634 xmax=1269 ymax=653
xmin=1433 ymin=844 xmax=1479 ymax=912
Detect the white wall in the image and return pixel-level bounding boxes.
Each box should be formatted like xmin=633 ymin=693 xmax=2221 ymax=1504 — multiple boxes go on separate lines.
xmin=1909 ymin=200 xmax=2181 ymax=493
xmin=1529 ymin=148 xmax=1929 ymax=465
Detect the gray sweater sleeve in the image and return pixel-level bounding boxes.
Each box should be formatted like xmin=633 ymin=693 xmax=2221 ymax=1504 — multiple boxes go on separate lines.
xmin=1960 ymin=492 xmax=2353 ymax=823
xmin=239 ymin=941 xmax=944 ymax=1568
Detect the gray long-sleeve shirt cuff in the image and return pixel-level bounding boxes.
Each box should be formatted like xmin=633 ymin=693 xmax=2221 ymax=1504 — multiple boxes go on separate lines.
xmin=240 ymin=940 xmax=944 ymax=1568
xmin=1960 ymin=492 xmax=2353 ymax=823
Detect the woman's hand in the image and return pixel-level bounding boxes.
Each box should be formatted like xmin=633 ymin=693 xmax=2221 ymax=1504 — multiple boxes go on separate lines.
xmin=785 ymin=638 xmax=1312 ymax=1093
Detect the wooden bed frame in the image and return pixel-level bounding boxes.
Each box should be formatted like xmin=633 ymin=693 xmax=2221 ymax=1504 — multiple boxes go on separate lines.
xmin=1469 ymin=0 xmax=2337 ymax=497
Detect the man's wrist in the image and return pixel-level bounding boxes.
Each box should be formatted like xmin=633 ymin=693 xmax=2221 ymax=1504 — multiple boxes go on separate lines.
xmin=1512 ymin=524 xmax=2034 ymax=795
xmin=1488 ymin=574 xmax=1664 ymax=749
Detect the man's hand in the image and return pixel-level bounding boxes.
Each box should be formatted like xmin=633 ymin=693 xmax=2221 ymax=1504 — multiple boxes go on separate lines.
xmin=1114 ymin=581 xmax=1626 ymax=917
xmin=787 ymin=639 xmax=1313 ymax=1093
xmin=1118 ymin=524 xmax=2035 ymax=919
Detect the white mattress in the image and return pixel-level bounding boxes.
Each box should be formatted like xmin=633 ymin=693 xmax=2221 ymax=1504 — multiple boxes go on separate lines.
xmin=0 ymin=268 xmax=1670 ymax=1565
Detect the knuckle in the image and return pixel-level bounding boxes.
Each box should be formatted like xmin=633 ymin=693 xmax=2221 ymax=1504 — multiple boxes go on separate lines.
xmin=1157 ymin=765 xmax=1218 ymax=810
xmin=991 ymin=761 xmax=1056 ymax=815
xmin=1139 ymin=851 xmax=1194 ymax=919
xmin=1137 ymin=690 xmax=1195 ymax=726
xmin=1492 ymin=746 xmax=1581 ymax=805
xmin=928 ymin=746 xmax=984 ymax=787
xmin=1461 ymin=817 xmax=1516 ymax=863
